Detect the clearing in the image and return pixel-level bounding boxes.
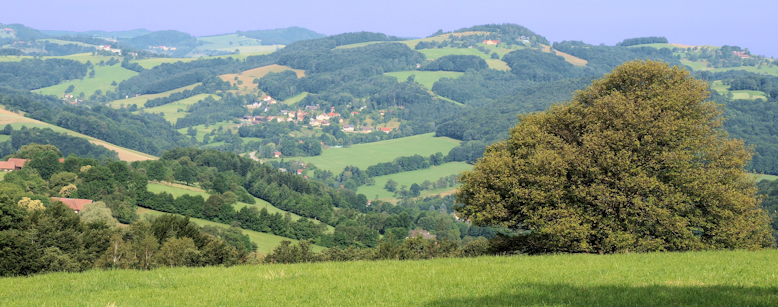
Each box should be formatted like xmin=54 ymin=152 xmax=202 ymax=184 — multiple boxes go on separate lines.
xmin=710 ymin=80 xmax=768 ymax=100
xmin=293 ymin=133 xmax=461 ymax=174
xmin=417 ymin=47 xmax=511 ymax=70
xmin=138 ymin=207 xmax=324 ymax=254
xmin=283 ymin=92 xmax=309 ymax=105
xmin=2 ymin=250 xmax=776 ymax=306
xmin=108 ymin=83 xmax=201 ymax=108
xmin=140 ymin=94 xmax=219 ymax=124
xmin=357 ymin=162 xmax=471 ymax=201
xmin=0 ymin=107 xmax=155 ymax=161
xmin=35 ymin=63 xmax=138 ymax=97
xmin=384 ymin=71 xmax=463 ymax=89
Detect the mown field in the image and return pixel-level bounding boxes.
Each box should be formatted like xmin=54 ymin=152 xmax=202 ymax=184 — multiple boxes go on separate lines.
xmin=2 ymin=250 xmax=776 ymax=306
xmin=384 ymin=71 xmax=464 ymax=89
xmin=137 ymin=207 xmax=324 ymax=254
xmin=357 ymin=162 xmax=471 ymax=200
xmin=0 ymin=107 xmax=156 ymax=161
xmin=219 ymin=64 xmax=305 ymax=88
xmin=294 ymin=133 xmax=461 ymax=174
xmin=140 ymin=94 xmax=219 ymax=124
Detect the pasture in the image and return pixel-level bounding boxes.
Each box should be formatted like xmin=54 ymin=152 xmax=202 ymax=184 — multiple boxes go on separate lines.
xmin=140 ymin=94 xmax=219 ymax=124
xmin=417 ymin=47 xmax=511 ymax=70
xmin=176 ymin=120 xmax=240 ymax=142
xmin=2 ymin=249 xmax=777 ymax=306
xmin=384 ymin=71 xmax=464 ymax=89
xmin=710 ymin=80 xmax=768 ymax=100
xmin=357 ymin=162 xmax=471 ymax=200
xmin=108 ymin=83 xmax=201 ymax=108
xmin=283 ymin=92 xmax=309 ymax=105
xmin=35 ymin=63 xmax=138 ymax=97
xmin=0 ymin=107 xmax=155 ymax=161
xmin=219 ymin=64 xmax=305 ymax=87
xmin=754 ymin=174 xmax=778 ymax=182
xmin=138 ymin=207 xmax=324 ymax=254
xmin=293 ymin=133 xmax=461 ymax=174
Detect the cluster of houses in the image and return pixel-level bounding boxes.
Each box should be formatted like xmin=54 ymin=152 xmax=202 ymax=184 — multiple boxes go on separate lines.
xmin=150 ymin=45 xmax=177 ymax=51
xmin=733 ymin=51 xmax=750 ymax=59
xmin=341 ymin=125 xmax=392 ymax=134
xmin=98 ymin=45 xmax=122 ymax=54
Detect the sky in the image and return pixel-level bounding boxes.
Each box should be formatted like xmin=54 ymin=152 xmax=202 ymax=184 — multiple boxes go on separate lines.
xmin=1 ymin=0 xmax=776 ymax=57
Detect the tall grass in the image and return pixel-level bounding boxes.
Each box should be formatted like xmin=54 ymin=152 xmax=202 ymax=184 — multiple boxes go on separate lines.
xmin=2 ymin=250 xmax=776 ymax=306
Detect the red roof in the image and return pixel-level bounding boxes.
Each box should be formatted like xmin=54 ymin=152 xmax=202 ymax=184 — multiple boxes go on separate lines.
xmin=51 ymin=197 xmax=93 ymax=212
xmin=0 ymin=161 xmax=15 ymax=170
xmin=59 ymin=158 xmax=65 ymax=163
xmin=328 ymin=112 xmax=340 ymax=117
xmin=7 ymin=158 xmax=27 ymax=168
xmin=380 ymin=127 xmax=392 ymax=131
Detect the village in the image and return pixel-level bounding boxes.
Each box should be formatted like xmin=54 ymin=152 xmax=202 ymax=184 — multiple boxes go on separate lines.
xmin=239 ymin=95 xmax=395 ymax=134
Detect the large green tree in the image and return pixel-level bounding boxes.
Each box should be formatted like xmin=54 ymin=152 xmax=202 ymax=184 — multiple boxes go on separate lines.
xmin=457 ymin=60 xmax=774 ymax=253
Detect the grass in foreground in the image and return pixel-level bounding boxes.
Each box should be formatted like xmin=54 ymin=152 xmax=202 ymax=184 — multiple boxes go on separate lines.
xmin=2 ymin=250 xmax=776 ymax=306
xmin=294 ymin=133 xmax=461 ymax=174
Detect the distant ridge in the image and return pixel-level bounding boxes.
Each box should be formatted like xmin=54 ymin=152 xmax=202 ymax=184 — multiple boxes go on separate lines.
xmin=236 ymin=27 xmax=326 ymax=45
xmin=40 ymin=28 xmax=152 ymax=38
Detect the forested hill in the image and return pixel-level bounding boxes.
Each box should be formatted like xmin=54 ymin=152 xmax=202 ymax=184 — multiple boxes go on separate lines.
xmin=236 ymin=27 xmax=326 ymax=45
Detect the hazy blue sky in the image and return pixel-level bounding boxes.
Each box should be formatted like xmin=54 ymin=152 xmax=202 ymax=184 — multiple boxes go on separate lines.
xmin=2 ymin=0 xmax=775 ymax=57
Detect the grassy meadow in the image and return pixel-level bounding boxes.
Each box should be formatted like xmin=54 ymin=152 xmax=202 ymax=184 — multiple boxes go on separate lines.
xmin=2 ymin=250 xmax=777 ymax=306
xmin=140 ymin=94 xmax=219 ymax=124
xmin=294 ymin=133 xmax=461 ymax=174
xmin=35 ymin=63 xmax=138 ymax=97
xmin=283 ymin=92 xmax=309 ymax=105
xmin=107 ymin=83 xmax=200 ymax=108
xmin=417 ymin=47 xmax=512 ymax=70
xmin=384 ymin=71 xmax=464 ymax=89
xmin=710 ymin=80 xmax=768 ymax=100
xmin=138 ymin=207 xmax=324 ymax=254
xmin=357 ymin=162 xmax=471 ymax=200
xmin=0 ymin=107 xmax=155 ymax=161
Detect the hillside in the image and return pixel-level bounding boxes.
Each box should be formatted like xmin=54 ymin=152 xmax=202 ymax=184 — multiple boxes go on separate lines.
xmin=2 ymin=250 xmax=776 ymax=306
xmin=236 ymin=27 xmax=326 ymax=45
xmin=0 ymin=107 xmax=155 ymax=161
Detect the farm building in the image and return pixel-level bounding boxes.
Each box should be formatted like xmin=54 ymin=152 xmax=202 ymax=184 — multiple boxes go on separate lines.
xmin=360 ymin=127 xmax=372 ymax=133
xmin=0 ymin=161 xmax=16 ymax=171
xmin=273 ymin=151 xmax=282 ymax=158
xmin=380 ymin=127 xmax=392 ymax=133
xmin=50 ymin=197 xmax=93 ymax=214
xmin=483 ymin=39 xmax=500 ymax=45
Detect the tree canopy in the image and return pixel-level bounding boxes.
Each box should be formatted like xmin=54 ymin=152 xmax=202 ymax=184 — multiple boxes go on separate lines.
xmin=456 ymin=60 xmax=774 ymax=254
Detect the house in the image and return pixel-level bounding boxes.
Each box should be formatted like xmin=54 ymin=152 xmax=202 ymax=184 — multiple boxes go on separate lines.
xmin=297 ymin=111 xmax=308 ymax=120
xmin=321 ymin=120 xmax=331 ymax=126
xmin=297 ymin=169 xmax=303 ymax=175
xmin=316 ymin=113 xmax=331 ymax=121
xmin=407 ymin=229 xmax=436 ymax=240
xmin=278 ymin=168 xmax=287 ymax=172
xmin=50 ymin=197 xmax=93 ymax=213
xmin=360 ymin=127 xmax=372 ymax=133
xmin=733 ymin=51 xmax=750 ymax=59
xmin=379 ymin=110 xmax=386 ymax=116
xmin=7 ymin=158 xmax=28 ymax=169
xmin=263 ymin=95 xmax=273 ymax=102
xmin=483 ymin=39 xmax=500 ymax=45
xmin=64 ymin=94 xmax=74 ymax=99
xmin=273 ymin=151 xmax=282 ymax=158
xmin=380 ymin=127 xmax=392 ymax=134
xmin=280 ymin=110 xmax=290 ymax=115
xmin=351 ymin=111 xmax=360 ymax=115
xmin=305 ymin=105 xmax=319 ymax=110
xmin=342 ymin=125 xmax=354 ymax=132
xmin=0 ymin=161 xmax=15 ymax=172
xmin=309 ymin=119 xmax=321 ymax=127
xmin=327 ymin=112 xmax=340 ymax=117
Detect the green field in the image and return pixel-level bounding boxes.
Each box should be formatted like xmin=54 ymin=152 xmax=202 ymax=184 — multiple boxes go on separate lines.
xmin=417 ymin=47 xmax=511 ymax=70
xmin=710 ymin=80 xmax=768 ymax=100
xmin=754 ymin=174 xmax=778 ymax=182
xmin=140 ymin=94 xmax=219 ymax=124
xmin=294 ymin=133 xmax=461 ymax=174
xmin=357 ymin=162 xmax=471 ymax=200
xmin=147 ymin=183 xmax=333 ymax=233
xmin=3 ymin=250 xmax=777 ymax=306
xmin=35 ymin=63 xmax=138 ymax=96
xmin=108 ymin=83 xmax=201 ymax=108
xmin=131 ymin=57 xmax=199 ymax=69
xmin=283 ymin=92 xmax=309 ymax=105
xmin=384 ymin=71 xmax=463 ymax=89
xmin=177 ymin=120 xmax=240 ymax=142
xmin=138 ymin=207 xmax=324 ymax=254
xmin=196 ymin=34 xmax=264 ymax=50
